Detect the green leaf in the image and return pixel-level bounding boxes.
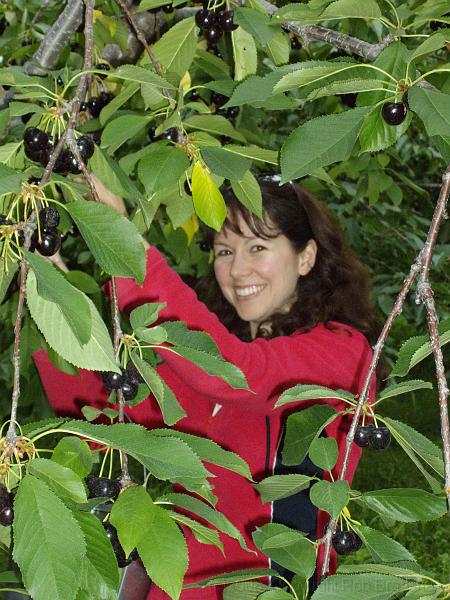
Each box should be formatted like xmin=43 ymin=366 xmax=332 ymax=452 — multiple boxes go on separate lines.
xmin=137 ymin=504 xmax=188 ymax=600
xmin=29 ymin=458 xmax=87 ymax=504
xmin=110 ymin=486 xmax=157 ymax=557
xmin=354 ymin=525 xmax=415 ymax=563
xmin=378 ymin=379 xmax=433 ymax=402
xmin=135 ymin=325 xmax=168 ymax=344
xmin=129 ymin=302 xmax=166 ymax=330
xmin=409 ymin=31 xmax=449 ymax=63
xmin=100 ymin=82 xmax=140 ymax=126
xmin=13 ymin=475 xmax=86 ymax=600
xmin=254 ymin=474 xmax=314 ymax=503
xmin=191 ymin=161 xmax=227 ymax=230
xmin=101 ymin=114 xmax=153 ymax=154
xmin=112 ymin=64 xmax=174 ymax=90
xmin=264 ymin=31 xmax=290 ymax=66
xmin=358 ymin=105 xmax=412 ymax=153
xmin=307 ymin=78 xmax=391 ymax=101
xmin=309 ymin=437 xmax=338 ymax=471
xmin=163 ymin=492 xmax=253 ymax=552
xmin=232 ymin=26 xmax=257 ymax=81
xmin=64 ymin=270 xmax=101 ymax=295
xmin=52 ymin=436 xmax=93 ymax=479
xmin=89 ymin=146 xmax=143 ymax=201
xmin=184 ymin=569 xmax=278 ymax=588
xmin=194 ymin=49 xmax=232 ymax=80
xmin=223 ymin=581 xmax=270 ymax=599
xmin=272 ymin=4 xmax=324 ymax=23
xmin=25 ymin=251 xmax=92 ymax=346
xmin=311 ymin=573 xmax=413 ymax=600
xmin=409 ymin=87 xmax=450 ymax=137
xmin=258 ymin=590 xmax=294 ymax=599
xmin=253 ymin=523 xmax=316 ymax=579
xmin=169 ymin=512 xmax=224 ymax=552
xmin=336 ymin=563 xmax=422 ymax=579
xmin=280 ymin=107 xmax=369 ymax=182
xmin=234 ymin=7 xmax=277 ymax=46
xmin=150 ymin=17 xmax=198 ymax=78
xmin=72 ymin=511 xmax=119 ymax=600
xmin=223 ymin=144 xmax=278 ymax=165
xmin=151 ymin=428 xmax=252 ymax=480
xmin=321 ymin=0 xmax=382 ymax=19
xmin=162 ymin=321 xmax=250 ymax=389
xmin=66 ymin=201 xmax=146 ymax=284
xmin=230 ymin=170 xmax=263 ymax=218
xmin=138 ymin=145 xmax=190 ymax=195
xmin=282 ymin=405 xmax=337 ymax=466
xmin=225 ymin=74 xmax=275 ymax=108
xmin=361 ymin=488 xmax=447 ymax=522
xmin=276 ymin=384 xmax=354 ymax=408
xmin=26 ymin=270 xmax=119 ymax=373
xmin=201 ymin=146 xmax=251 ymax=180
xmin=0 ymin=262 xmax=18 ymax=303
xmin=309 ymin=480 xmax=349 ymax=519
xmin=185 ymin=115 xmax=246 ymax=142
xmin=0 ymin=163 xmax=24 ymax=195
xmin=274 ymin=61 xmax=360 ymax=94
xmin=390 ymin=319 xmax=450 ymax=377
xmin=130 ymin=352 xmax=186 ymax=425
xmin=0 ymin=141 xmax=22 ymax=163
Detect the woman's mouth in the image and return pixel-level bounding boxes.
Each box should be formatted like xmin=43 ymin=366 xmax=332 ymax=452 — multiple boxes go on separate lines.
xmin=234 ymin=285 xmax=266 ymax=299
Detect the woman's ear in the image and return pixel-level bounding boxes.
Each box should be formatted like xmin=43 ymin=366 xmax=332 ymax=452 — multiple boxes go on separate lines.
xmin=297 ymin=239 xmax=318 ymax=276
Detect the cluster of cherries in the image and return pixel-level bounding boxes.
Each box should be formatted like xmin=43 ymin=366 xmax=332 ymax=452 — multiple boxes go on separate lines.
xmin=101 ymin=361 xmax=144 ymax=402
xmin=0 ymin=206 xmax=62 ymax=257
xmin=23 ymin=127 xmax=95 ymax=175
xmin=80 ymin=90 xmax=114 ymax=119
xmin=332 ymin=528 xmax=363 ymax=555
xmin=0 ymin=486 xmax=14 ymax=526
xmin=86 ymin=476 xmax=138 ymax=567
xmin=354 ymin=423 xmax=391 ymax=450
xmin=195 ymin=5 xmax=238 ymax=45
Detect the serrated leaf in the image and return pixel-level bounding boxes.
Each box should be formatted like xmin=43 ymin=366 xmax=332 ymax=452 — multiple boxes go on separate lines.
xmin=110 ymin=486 xmax=157 ymax=557
xmin=282 ymin=405 xmax=337 ymax=466
xmin=130 ymin=352 xmax=186 ymax=425
xmin=163 ymin=492 xmax=252 ymax=552
xmin=25 ymin=251 xmax=91 ymax=346
xmin=409 ymin=31 xmax=449 ymax=63
xmin=309 ymin=480 xmax=349 ymax=519
xmin=0 ymin=141 xmax=21 ymax=163
xmin=66 ymin=201 xmax=146 ymax=284
xmin=274 ymin=61 xmax=360 ymax=94
xmin=321 ymin=0 xmax=382 ymax=19
xmin=280 ymin=107 xmax=368 ymax=182
xmin=112 ymin=64 xmax=174 ymax=90
xmin=13 ymin=475 xmax=86 ymax=600
xmin=361 ymin=488 xmax=447 ymax=522
xmin=129 ymin=302 xmax=166 ymax=330
xmin=232 ymin=26 xmax=257 ymax=81
xmin=230 ymin=170 xmax=263 ymax=218
xmin=234 ymin=7 xmax=276 ymax=46
xmin=191 ymin=161 xmax=226 ymax=230
xmin=336 ymin=563 xmax=422 ymax=579
xmin=409 ymin=87 xmax=450 ymax=137
xmin=135 ymin=325 xmax=168 ymax=344
xmin=26 ymin=270 xmax=119 ymax=373
xmin=223 ymin=145 xmax=278 ymax=165
xmin=151 ymin=428 xmax=252 ymax=480
xmin=224 ymin=74 xmax=275 ymax=108
xmin=72 ymin=511 xmax=119 ymax=599
xmin=0 ymin=163 xmax=24 ymax=195
xmin=169 ymin=512 xmax=224 ymax=552
xmin=311 ymin=573 xmax=413 ymax=600
xmin=253 ymin=523 xmax=316 ymax=579
xmin=223 ymin=581 xmax=270 ymax=599
xmin=101 ymin=113 xmax=153 ymax=154
xmin=89 ymin=146 xmax=143 ymax=201
xmin=201 ymin=146 xmax=252 ymax=180
xmin=149 ymin=17 xmax=198 ymax=78
xmin=184 ymin=115 xmax=246 ymax=142
xmin=265 ymin=30 xmax=290 ymax=66
xmin=0 ymin=262 xmax=18 ymax=303
xmin=162 ymin=321 xmax=249 ymax=389
xmin=52 ymin=436 xmax=93 ymax=479
xmin=29 ymin=458 xmax=87 ymax=504
xmin=307 ymin=78 xmax=391 ymax=100
xmin=272 ymin=4 xmax=324 ymax=23
xmin=254 ymin=474 xmax=314 ymax=503
xmin=378 ymin=379 xmax=433 ymax=401
xmin=354 ymin=526 xmax=415 ymax=563
xmin=276 ymin=384 xmax=355 ymax=408
xmin=358 ymin=105 xmax=412 ymax=153
xmin=65 ymin=270 xmax=101 ymax=295
xmin=309 ymin=437 xmax=338 ymax=471
xmin=184 ymin=568 xmax=279 ymax=588
xmin=138 ymin=146 xmax=190 ymax=195
xmin=137 ymin=504 xmax=188 ymax=599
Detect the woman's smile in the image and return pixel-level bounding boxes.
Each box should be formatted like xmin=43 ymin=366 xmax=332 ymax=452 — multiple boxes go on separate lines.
xmin=234 ymin=284 xmax=267 ymax=299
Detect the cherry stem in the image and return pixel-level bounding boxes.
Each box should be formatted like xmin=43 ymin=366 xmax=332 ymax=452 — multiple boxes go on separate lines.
xmin=320 ymin=161 xmax=450 ymax=581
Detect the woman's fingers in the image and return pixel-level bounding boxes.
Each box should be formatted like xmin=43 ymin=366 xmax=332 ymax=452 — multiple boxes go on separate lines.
xmin=91 ymin=174 xmax=128 ymax=216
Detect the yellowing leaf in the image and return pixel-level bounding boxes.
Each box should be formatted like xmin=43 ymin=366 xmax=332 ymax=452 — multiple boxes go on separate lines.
xmin=191 ymin=162 xmax=226 ymax=231
xmin=180 ymin=213 xmax=199 ymax=244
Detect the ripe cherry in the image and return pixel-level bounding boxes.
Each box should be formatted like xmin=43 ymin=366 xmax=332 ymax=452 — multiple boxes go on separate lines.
xmin=162 ymin=3 xmax=174 ymax=13
xmin=66 ymin=151 xmax=82 ymax=174
xmin=159 ymin=127 xmax=178 ymax=142
xmin=226 ymin=106 xmax=240 ymax=121
xmin=103 ymin=523 xmax=138 ymax=568
xmin=205 ymin=25 xmax=223 ymax=44
xmin=381 ymin=102 xmax=407 ymax=126
xmin=95 ymin=63 xmax=110 ymax=78
xmin=369 ymin=426 xmax=391 ymax=450
xmin=76 ymin=135 xmax=95 ymax=160
xmin=36 ymin=231 xmax=61 ymax=257
xmin=195 ymin=8 xmax=208 ymax=27
xmin=332 ymin=530 xmax=362 ymax=555
xmin=39 ymin=206 xmax=60 ymax=229
xmin=86 ymin=476 xmax=121 ymax=500
xmin=121 ymin=378 xmax=138 ymax=401
xmin=87 ymin=96 xmax=103 ymax=118
xmin=0 ymin=487 xmax=15 ymax=526
xmin=354 ymin=424 xmax=374 ymax=448
xmin=201 ymin=10 xmax=217 ymax=30
xmin=126 ymin=361 xmax=145 ymax=385
xmin=80 ymin=101 xmax=88 ymax=112
xmin=290 ymin=35 xmax=301 ymax=50
xmin=0 ymin=17 xmax=7 ymax=36
xmin=101 ymin=371 xmax=124 ymax=390
xmin=219 ymin=10 xmax=238 ymax=31
xmin=24 ymin=128 xmax=48 ymax=152
xmin=148 ymin=125 xmax=157 ymax=142
xmin=430 ymin=15 xmax=449 ymax=31
xmin=339 ymin=93 xmax=357 ymax=108
xmin=199 ymin=240 xmax=210 ymax=252
xmin=211 ymin=91 xmax=228 ymax=107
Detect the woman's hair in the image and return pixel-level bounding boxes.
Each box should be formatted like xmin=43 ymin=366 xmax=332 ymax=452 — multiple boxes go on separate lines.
xmin=197 ymin=177 xmax=380 ymax=346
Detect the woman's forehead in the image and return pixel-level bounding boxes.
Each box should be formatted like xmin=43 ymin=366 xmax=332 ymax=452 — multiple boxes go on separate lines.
xmin=215 ymin=211 xmax=278 ymax=242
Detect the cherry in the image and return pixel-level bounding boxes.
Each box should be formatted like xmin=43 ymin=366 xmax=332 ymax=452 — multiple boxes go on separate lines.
xmin=226 ymin=106 xmax=240 ymax=121
xmin=86 ymin=476 xmax=121 ymax=500
xmin=290 ymin=36 xmax=301 ymax=50
xmin=95 ymin=63 xmax=110 ymax=78
xmin=201 ymin=10 xmax=217 ymax=30
xmin=36 ymin=231 xmax=61 ymax=257
xmin=103 ymin=523 xmax=138 ymax=568
xmin=52 ymin=149 xmax=70 ymax=174
xmin=159 ymin=127 xmax=178 ymax=142
xmin=205 ymin=25 xmax=223 ymax=44
xmin=162 ymin=3 xmax=174 ymax=13
xmin=354 ymin=424 xmax=374 ymax=448
xmin=339 ymin=93 xmax=357 ymax=108
xmin=147 ymin=125 xmax=157 ymax=142
xmin=121 ymin=378 xmax=138 ymax=401
xmin=199 ymin=240 xmax=210 ymax=252
xmin=332 ymin=530 xmax=361 ymax=555
xmin=101 ymin=371 xmax=124 ymax=390
xmin=79 ymin=101 xmax=88 ymax=112
xmin=211 ymin=91 xmax=228 ymax=107
xmin=0 ymin=17 xmax=7 ymax=36
xmin=76 ymin=135 xmax=95 ymax=160
xmin=87 ymin=96 xmax=103 ymax=118
xmin=92 ymin=131 xmax=102 ymax=145
xmin=39 ymin=206 xmax=60 ymax=229
xmin=369 ymin=426 xmax=391 ymax=450
xmin=24 ymin=128 xmax=48 ymax=152
xmin=0 ymin=487 xmax=14 ymax=526
xmin=125 ymin=361 xmax=145 ymax=385
xmin=99 ymin=91 xmax=114 ymax=105
xmin=66 ymin=151 xmax=82 ymax=174
xmin=430 ymin=15 xmax=449 ymax=31
xmin=381 ymin=102 xmax=407 ymax=126
xmin=188 ymin=89 xmax=200 ymax=101
xmin=57 ymin=76 xmax=64 ymax=86
xmin=218 ymin=10 xmax=238 ymax=31
xmin=195 ymin=8 xmax=211 ymax=28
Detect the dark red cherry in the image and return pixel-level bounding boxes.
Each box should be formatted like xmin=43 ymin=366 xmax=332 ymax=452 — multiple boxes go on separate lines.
xmin=211 ymin=92 xmax=228 ymax=108
xmin=36 ymin=231 xmax=61 ymax=257
xmin=86 ymin=476 xmax=121 ymax=500
xmin=159 ymin=127 xmax=178 ymax=142
xmin=66 ymin=151 xmax=82 ymax=174
xmin=195 ymin=8 xmax=210 ymax=29
xmin=290 ymin=35 xmax=301 ymax=50
xmin=79 ymin=101 xmax=88 ymax=112
xmin=39 ymin=206 xmax=60 ymax=229
xmin=199 ymin=240 xmax=210 ymax=252
xmin=101 ymin=371 xmax=124 ymax=390
xmin=226 ymin=106 xmax=240 ymax=121
xmin=205 ymin=25 xmax=223 ymax=44
xmin=76 ymin=135 xmax=95 ymax=160
xmin=162 ymin=3 xmax=174 ymax=13
xmin=87 ymin=96 xmax=102 ymax=118
xmin=24 ymin=128 xmax=48 ymax=152
xmin=430 ymin=15 xmax=449 ymax=31
xmin=148 ymin=125 xmax=157 ymax=142
xmin=121 ymin=378 xmax=138 ymax=401
xmin=201 ymin=10 xmax=217 ymax=30
xmin=218 ymin=10 xmax=238 ymax=31
xmin=95 ymin=63 xmax=110 ymax=78
xmin=354 ymin=424 xmax=374 ymax=448
xmin=125 ymin=361 xmax=145 ymax=385
xmin=0 ymin=503 xmax=13 ymax=526
xmin=339 ymin=93 xmax=357 ymax=108
xmin=332 ymin=530 xmax=361 ymax=555
xmin=369 ymin=426 xmax=391 ymax=450
xmin=381 ymin=102 xmax=407 ymax=126
xmin=103 ymin=523 xmax=137 ymax=568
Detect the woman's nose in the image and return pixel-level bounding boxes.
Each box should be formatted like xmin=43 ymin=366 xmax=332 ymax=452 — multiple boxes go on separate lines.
xmin=230 ymin=252 xmax=252 ymax=279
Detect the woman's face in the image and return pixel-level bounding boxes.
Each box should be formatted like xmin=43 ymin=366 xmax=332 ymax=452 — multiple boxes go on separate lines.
xmin=213 ymin=215 xmax=317 ymax=338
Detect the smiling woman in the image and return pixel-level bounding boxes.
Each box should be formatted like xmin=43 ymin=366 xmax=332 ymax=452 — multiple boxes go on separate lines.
xmin=34 ymin=177 xmax=380 ymax=599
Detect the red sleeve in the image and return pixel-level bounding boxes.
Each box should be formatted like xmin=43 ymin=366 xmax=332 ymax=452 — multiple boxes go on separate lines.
xmin=112 ymin=247 xmax=373 ymax=413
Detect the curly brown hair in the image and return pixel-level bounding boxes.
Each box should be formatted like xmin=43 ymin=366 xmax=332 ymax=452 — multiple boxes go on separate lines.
xmin=197 ymin=178 xmax=380 ymax=347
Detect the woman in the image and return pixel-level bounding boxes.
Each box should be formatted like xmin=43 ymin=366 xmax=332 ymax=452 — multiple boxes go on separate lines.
xmin=34 ymin=177 xmax=378 ymax=598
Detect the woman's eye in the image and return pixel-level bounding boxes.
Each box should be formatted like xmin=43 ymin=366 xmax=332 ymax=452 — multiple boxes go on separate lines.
xmin=215 ymin=249 xmax=232 ymax=257
xmin=251 ymin=245 xmax=266 ymax=252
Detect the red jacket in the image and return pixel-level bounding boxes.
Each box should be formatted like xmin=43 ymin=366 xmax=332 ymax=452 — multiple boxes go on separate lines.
xmin=34 ymin=246 xmax=374 ymax=599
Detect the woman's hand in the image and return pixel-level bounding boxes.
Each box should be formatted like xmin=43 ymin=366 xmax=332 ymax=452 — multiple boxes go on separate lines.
xmin=91 ymin=175 xmax=128 ymax=216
